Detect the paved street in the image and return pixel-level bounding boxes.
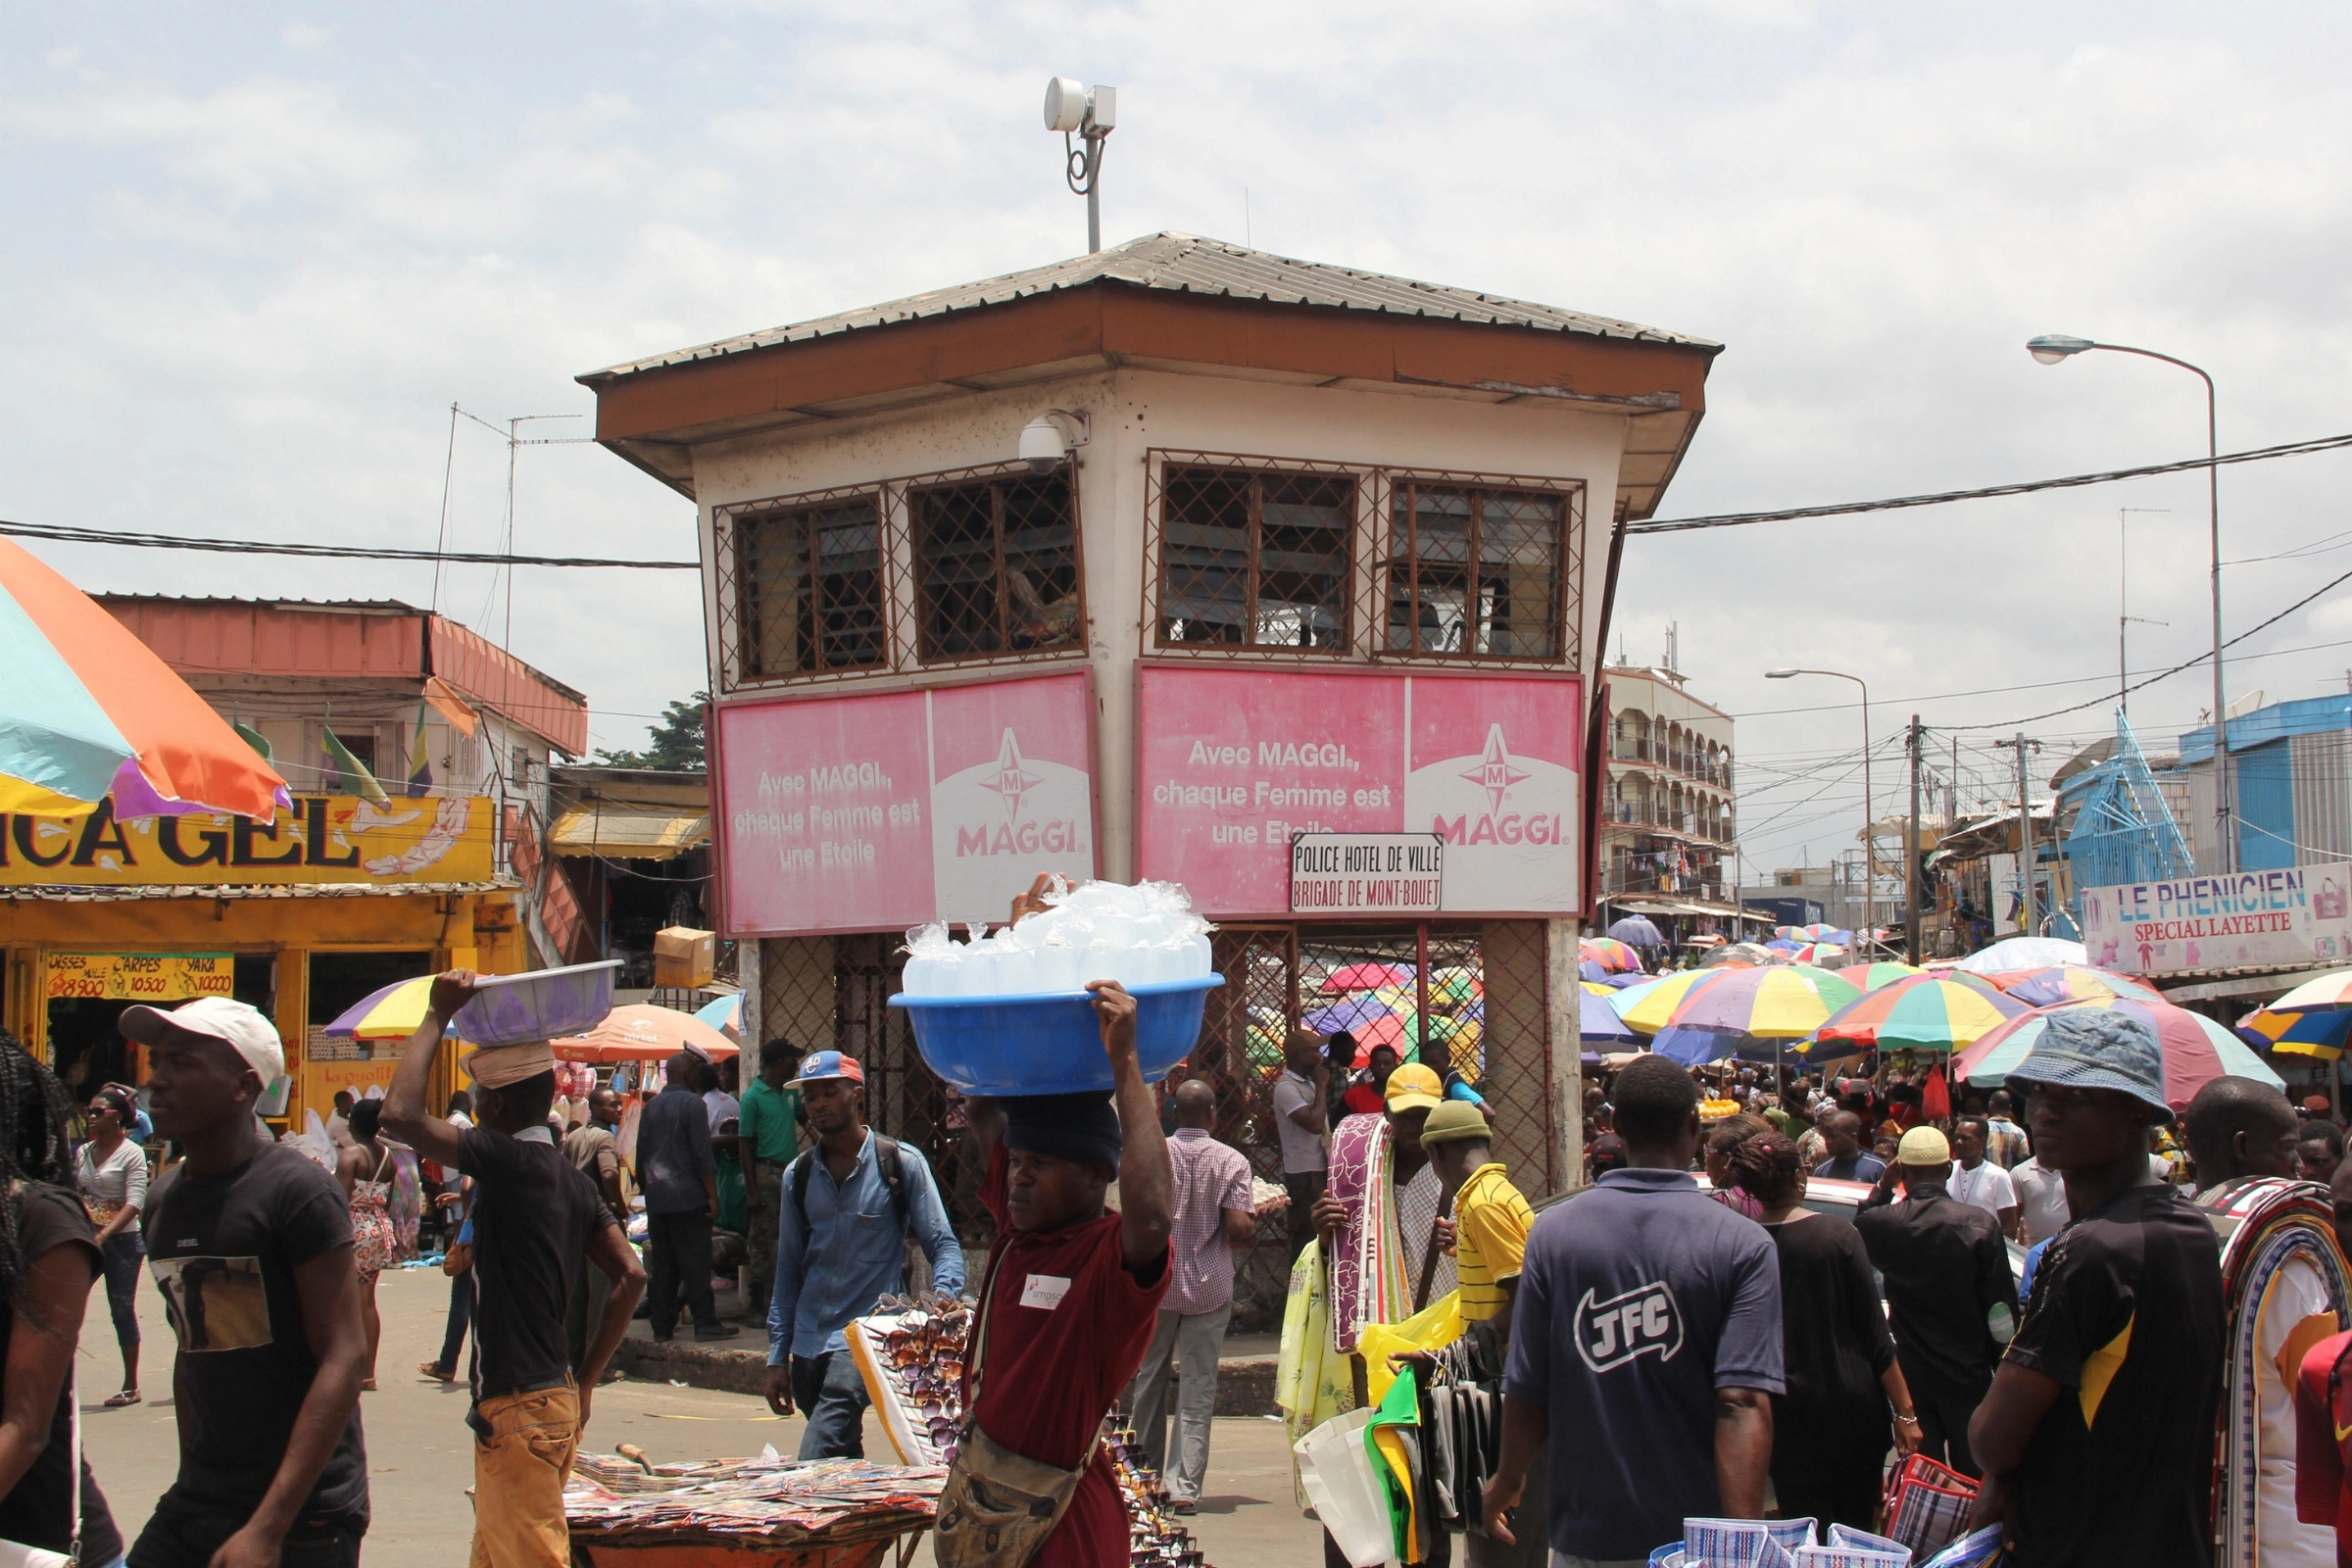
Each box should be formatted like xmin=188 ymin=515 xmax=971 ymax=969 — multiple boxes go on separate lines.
xmin=77 ymin=1264 xmax=1319 ymax=1565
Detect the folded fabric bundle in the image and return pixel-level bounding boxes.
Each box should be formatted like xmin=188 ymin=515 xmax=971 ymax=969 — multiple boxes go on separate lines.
xmin=1793 ymin=1548 xmax=1906 ymax=1568
xmin=1685 ymin=1516 xmax=1805 ymax=1568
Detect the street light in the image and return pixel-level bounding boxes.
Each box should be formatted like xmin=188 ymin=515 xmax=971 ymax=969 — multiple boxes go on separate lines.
xmin=2028 ymin=332 xmax=2230 ymax=873
xmin=1765 ymin=667 xmax=1876 ymax=952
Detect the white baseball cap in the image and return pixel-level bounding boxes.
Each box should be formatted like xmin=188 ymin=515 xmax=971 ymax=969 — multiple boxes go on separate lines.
xmin=121 ymin=997 xmax=285 ymax=1088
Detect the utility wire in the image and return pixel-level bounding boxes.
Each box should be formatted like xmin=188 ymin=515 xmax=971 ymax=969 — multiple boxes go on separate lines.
xmin=1632 ymin=430 xmax=2352 ymax=536
xmin=0 ymin=519 xmax=696 ymax=569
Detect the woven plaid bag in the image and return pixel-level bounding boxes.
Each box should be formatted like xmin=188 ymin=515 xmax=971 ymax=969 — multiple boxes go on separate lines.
xmin=1881 ymin=1453 xmax=1980 ymax=1557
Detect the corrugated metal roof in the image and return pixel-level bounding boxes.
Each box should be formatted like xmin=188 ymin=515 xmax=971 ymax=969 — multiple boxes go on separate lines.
xmin=585 ymin=232 xmax=1718 ymax=382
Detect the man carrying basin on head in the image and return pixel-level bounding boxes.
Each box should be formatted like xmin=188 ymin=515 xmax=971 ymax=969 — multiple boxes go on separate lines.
xmin=940 ymin=974 xmax=1174 ymax=1568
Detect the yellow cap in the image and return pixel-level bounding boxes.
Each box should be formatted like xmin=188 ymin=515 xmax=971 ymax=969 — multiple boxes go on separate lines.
xmin=1897 ymin=1126 xmax=1951 ymax=1165
xmin=1384 ymin=1062 xmax=1445 ymax=1112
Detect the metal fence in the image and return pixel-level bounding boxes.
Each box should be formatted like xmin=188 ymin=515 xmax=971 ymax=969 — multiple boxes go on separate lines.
xmin=749 ymin=917 xmax=1557 ymax=1334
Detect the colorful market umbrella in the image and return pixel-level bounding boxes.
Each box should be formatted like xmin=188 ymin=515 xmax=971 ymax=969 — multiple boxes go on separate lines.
xmin=1302 ymin=993 xmax=1396 ymax=1036
xmin=1581 ymin=987 xmax=1638 ymax=1045
xmin=322 ymin=976 xmax=440 ymax=1041
xmin=2238 ymin=1005 xmax=2352 ymax=1061
xmin=1580 ymin=959 xmax=1613 ymax=983
xmin=1806 ymin=974 xmax=2030 ymax=1054
xmin=1798 ymin=924 xmax=1853 ymax=944
xmin=0 ymin=539 xmax=288 ymax=819
xmin=552 ymin=1003 xmax=740 ymax=1063
xmin=1611 ymin=970 xmax=1729 ymax=1035
xmin=1988 ymin=965 xmax=2161 ymax=1008
xmin=1652 ymin=1024 xmax=1753 ymax=1066
xmin=2265 ymin=968 xmax=2352 ymax=1014
xmin=693 ymin=992 xmax=745 ymax=1039
xmin=1954 ymin=936 xmax=2088 ymax=975
xmin=1953 ymin=996 xmax=2283 ymax=1108
xmin=1321 ymin=962 xmax=1413 ymax=994
xmin=1600 ymin=970 xmax=1652 ymax=989
xmin=1836 ymin=961 xmax=1926 ymax=992
xmin=1765 ymin=939 xmax=1804 ymax=953
xmin=1790 ymin=943 xmax=1847 ymax=965
xmin=1606 ymin=916 xmax=1666 ymax=947
xmin=1667 ymin=965 xmax=1863 ymax=1040
xmin=1352 ymin=1014 xmax=1411 ymax=1056
xmin=1428 ymin=967 xmax=1483 ymax=1006
xmin=1579 ymin=938 xmax=1642 ymax=973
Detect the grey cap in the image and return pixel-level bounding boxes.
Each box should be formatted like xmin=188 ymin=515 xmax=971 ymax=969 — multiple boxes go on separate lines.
xmin=2005 ymin=1005 xmax=2173 ymax=1123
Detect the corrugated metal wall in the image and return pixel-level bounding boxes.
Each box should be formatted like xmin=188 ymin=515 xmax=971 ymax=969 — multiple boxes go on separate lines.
xmin=2235 ymin=740 xmax=2297 ymax=870
xmin=2293 ymin=730 xmax=2352 ymax=863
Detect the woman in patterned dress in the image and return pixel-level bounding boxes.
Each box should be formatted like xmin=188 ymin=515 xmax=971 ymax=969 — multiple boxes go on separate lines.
xmin=335 ymin=1098 xmax=399 ymax=1390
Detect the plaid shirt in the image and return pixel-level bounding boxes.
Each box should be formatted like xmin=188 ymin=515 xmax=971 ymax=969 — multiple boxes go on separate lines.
xmin=1163 ymin=1128 xmax=1256 ymax=1315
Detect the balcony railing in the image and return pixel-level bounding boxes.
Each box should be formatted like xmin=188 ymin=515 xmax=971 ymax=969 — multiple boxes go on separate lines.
xmin=1607 ymin=744 xmax=1735 ymax=791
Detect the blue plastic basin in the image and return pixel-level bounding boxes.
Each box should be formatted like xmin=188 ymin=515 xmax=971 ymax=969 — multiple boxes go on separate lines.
xmin=888 ymin=974 xmax=1225 ymax=1096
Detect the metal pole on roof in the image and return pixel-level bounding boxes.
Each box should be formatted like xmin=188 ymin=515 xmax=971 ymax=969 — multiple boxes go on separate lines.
xmin=1907 ymin=716 xmax=1923 ymax=963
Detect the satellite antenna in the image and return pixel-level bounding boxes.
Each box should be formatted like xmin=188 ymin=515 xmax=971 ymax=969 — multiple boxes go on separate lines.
xmin=1044 ymin=76 xmax=1116 ymax=253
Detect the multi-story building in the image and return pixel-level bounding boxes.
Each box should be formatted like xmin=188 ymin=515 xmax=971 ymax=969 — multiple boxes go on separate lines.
xmin=1594 ymin=661 xmax=1743 ymax=934
xmin=579 ymin=232 xmax=1720 ymax=1288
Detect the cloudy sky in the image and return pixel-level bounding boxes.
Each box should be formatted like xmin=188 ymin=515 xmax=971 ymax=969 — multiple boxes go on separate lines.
xmin=7 ymin=2 xmax=2350 ymax=874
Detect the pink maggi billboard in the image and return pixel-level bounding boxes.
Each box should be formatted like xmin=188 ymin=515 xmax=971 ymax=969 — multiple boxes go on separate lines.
xmin=1133 ymin=665 xmax=1582 ymax=917
xmin=713 ymin=672 xmax=1098 ymax=936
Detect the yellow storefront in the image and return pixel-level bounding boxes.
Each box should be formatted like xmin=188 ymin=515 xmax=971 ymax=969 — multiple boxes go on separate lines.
xmin=0 ymin=793 xmax=522 ymax=1125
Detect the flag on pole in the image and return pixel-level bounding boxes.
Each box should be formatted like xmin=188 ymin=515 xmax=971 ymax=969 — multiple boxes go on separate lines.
xmin=320 ymin=721 xmax=389 ymax=805
xmin=405 ymin=699 xmax=433 ymax=797
xmin=232 ymin=716 xmax=272 ymax=761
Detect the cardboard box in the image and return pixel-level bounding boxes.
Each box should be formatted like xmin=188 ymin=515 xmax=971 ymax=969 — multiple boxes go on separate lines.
xmin=654 ymin=926 xmax=715 ymax=989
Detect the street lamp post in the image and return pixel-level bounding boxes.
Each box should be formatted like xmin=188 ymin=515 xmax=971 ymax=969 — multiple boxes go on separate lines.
xmin=2028 ymin=333 xmax=2229 ymax=873
xmin=1766 ymin=667 xmax=1875 ymax=952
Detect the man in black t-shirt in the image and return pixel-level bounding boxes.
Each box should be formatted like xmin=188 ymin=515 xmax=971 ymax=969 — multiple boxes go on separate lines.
xmin=1969 ymin=1007 xmax=2226 ymax=1568
xmin=386 ymin=973 xmax=646 ymax=1568
xmin=122 ymin=997 xmax=370 ymax=1568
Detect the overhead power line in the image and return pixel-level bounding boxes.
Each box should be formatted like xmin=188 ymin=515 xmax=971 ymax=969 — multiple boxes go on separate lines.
xmin=1632 ymin=430 xmax=2352 ymax=536
xmin=0 ymin=519 xmax=697 ymax=569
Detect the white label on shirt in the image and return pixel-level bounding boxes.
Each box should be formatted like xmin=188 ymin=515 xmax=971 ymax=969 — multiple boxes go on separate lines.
xmin=1019 ymin=1273 xmax=1071 ymax=1310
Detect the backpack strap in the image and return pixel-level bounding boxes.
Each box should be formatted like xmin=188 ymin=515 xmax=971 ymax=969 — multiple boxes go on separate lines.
xmin=787 ymin=1149 xmax=818 ymax=1236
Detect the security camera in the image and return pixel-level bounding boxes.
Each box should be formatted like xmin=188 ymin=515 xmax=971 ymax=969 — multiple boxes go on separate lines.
xmin=1018 ymin=410 xmax=1089 ymax=474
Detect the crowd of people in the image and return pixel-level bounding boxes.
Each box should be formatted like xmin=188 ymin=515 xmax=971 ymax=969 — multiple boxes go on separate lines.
xmin=15 ymin=935 xmax=2352 ymax=1568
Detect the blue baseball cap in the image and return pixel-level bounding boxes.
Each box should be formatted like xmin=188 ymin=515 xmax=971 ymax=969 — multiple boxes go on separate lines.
xmin=2006 ymin=1006 xmax=2173 ymax=1123
xmin=785 ymin=1050 xmax=864 ymax=1089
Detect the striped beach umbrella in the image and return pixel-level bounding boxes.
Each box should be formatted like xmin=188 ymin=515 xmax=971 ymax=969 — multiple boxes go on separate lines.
xmin=0 ymin=539 xmax=287 ymax=818
xmin=1579 ymin=938 xmax=1642 ymax=974
xmin=1836 ymin=961 xmax=1926 ymax=992
xmin=1986 ymin=965 xmax=2161 ymax=1008
xmin=1667 ymin=965 xmax=1863 ymax=1040
xmin=1806 ymin=974 xmax=2030 ymax=1055
xmin=1954 ymin=997 xmax=2283 ymax=1109
xmin=2267 ymin=968 xmax=2352 ymax=1014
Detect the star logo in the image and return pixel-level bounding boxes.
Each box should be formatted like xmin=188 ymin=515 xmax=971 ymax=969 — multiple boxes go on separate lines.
xmin=1460 ymin=724 xmax=1529 ymax=813
xmin=978 ymin=728 xmax=1043 ymax=824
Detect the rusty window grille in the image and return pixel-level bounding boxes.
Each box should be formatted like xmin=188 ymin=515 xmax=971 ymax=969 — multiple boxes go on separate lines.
xmin=732 ymin=496 xmax=889 ymax=679
xmin=910 ymin=465 xmax=1084 ymax=662
xmin=1384 ymin=480 xmax=1572 ymax=660
xmin=1155 ymin=466 xmax=1353 ymax=650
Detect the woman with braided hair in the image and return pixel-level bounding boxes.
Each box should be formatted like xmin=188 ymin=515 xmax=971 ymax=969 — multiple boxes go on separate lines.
xmin=1725 ymin=1129 xmax=1919 ymax=1532
xmin=0 ymin=1028 xmax=124 ymax=1562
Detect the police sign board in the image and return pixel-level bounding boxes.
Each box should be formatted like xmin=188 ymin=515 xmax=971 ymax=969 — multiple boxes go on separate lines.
xmin=1289 ymin=833 xmax=1444 ymax=914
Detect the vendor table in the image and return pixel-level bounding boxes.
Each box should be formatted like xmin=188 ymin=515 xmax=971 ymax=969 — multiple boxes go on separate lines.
xmin=564 ymin=1450 xmax=939 ymax=1568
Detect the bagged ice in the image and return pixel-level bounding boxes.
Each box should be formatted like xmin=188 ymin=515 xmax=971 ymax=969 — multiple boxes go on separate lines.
xmin=896 ymin=879 xmax=1215 ymax=995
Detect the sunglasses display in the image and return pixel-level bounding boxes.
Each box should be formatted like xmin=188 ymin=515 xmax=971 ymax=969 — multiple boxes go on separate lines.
xmin=849 ymin=1297 xmax=1214 ymax=1562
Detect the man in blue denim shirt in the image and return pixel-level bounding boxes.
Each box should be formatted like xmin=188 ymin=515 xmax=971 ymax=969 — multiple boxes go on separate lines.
xmin=760 ymin=1052 xmax=964 ymax=1457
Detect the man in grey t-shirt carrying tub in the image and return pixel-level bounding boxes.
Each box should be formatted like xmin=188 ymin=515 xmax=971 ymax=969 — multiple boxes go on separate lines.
xmin=1486 ymin=1055 xmax=1784 ymax=1567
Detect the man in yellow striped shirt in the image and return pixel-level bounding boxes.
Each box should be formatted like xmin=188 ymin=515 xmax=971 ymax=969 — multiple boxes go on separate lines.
xmin=1424 ymin=1101 xmax=1533 ymax=1330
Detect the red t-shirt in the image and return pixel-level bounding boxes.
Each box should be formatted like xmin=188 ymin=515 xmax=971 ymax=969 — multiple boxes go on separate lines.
xmin=965 ymin=1144 xmax=1170 ymax=1568
xmin=2293 ymin=1328 xmax=2352 ymax=1561
xmin=1343 ymin=1083 xmax=1387 ymax=1117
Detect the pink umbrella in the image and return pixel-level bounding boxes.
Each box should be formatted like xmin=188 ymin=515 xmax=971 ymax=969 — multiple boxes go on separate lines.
xmin=1321 ymin=962 xmax=1413 ymax=994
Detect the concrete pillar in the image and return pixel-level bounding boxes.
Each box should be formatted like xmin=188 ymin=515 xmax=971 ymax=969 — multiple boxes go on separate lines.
xmin=1544 ymin=917 xmax=1585 ymax=1196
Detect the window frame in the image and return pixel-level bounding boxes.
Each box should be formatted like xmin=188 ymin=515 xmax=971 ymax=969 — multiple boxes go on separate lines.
xmin=906 ymin=458 xmax=1089 ymax=669
xmin=1377 ymin=468 xmax=1585 ymax=666
xmin=1147 ymin=455 xmax=1363 ymax=655
xmin=712 ymin=483 xmax=897 ymax=692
